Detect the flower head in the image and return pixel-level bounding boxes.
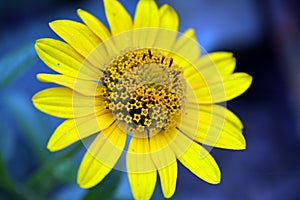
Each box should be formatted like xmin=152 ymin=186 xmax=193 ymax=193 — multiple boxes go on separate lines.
xmin=32 ymin=0 xmax=252 ymax=199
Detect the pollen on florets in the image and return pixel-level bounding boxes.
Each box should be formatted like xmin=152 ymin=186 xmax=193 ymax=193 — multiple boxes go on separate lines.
xmin=100 ymin=48 xmax=186 ymax=137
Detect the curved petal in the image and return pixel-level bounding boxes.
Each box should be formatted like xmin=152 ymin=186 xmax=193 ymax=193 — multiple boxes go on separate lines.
xmin=166 ymin=129 xmax=221 ymax=184
xmin=35 ymin=39 xmax=99 ymax=80
xmin=205 ymin=52 xmax=236 ymax=75
xmin=127 ymin=137 xmax=157 ymax=200
xmin=127 ymin=171 xmax=157 ymax=200
xmin=126 ymin=137 xmax=156 ymax=173
xmin=193 ymin=73 xmax=253 ymax=103
xmin=171 ymin=28 xmax=200 ymax=68
xmin=159 ymin=4 xmax=179 ymax=31
xmin=184 ymin=52 xmax=236 ymax=85
xmin=150 ymin=134 xmax=177 ymax=198
xmin=178 ymin=104 xmax=246 ymax=150
xmin=150 ymin=5 xmax=179 ymax=61
xmin=178 ymin=139 xmax=221 ymax=184
xmin=174 ymin=29 xmax=197 ymax=49
xmin=104 ymin=0 xmax=132 ymax=35
xmin=47 ymin=111 xmax=115 ymax=151
xmin=37 ymin=73 xmax=104 ymax=96
xmin=158 ymin=162 xmax=177 ymax=198
xmin=49 ymin=20 xmax=101 ymax=58
xmin=132 ymin=0 xmax=159 ymax=47
xmin=183 ymin=52 xmax=238 ymax=94
xmin=134 ymin=0 xmax=159 ymax=28
xmin=77 ymin=9 xmax=111 ymax=41
xmin=198 ymin=104 xmax=243 ymax=129
xmin=32 ymin=87 xmax=105 ymax=118
xmin=77 ymin=123 xmax=126 ymax=188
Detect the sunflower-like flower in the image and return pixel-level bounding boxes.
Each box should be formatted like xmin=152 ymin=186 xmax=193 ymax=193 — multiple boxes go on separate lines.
xmin=32 ymin=0 xmax=252 ymax=199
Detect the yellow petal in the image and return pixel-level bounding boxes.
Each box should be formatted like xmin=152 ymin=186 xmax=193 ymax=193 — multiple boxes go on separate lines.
xmin=179 ymin=141 xmax=220 ymax=184
xmin=183 ymin=66 xmax=213 ymax=89
xmin=150 ymin=5 xmax=179 ymax=58
xmin=49 ymin=20 xmax=100 ymax=58
xmin=134 ymin=0 xmax=159 ymax=28
xmin=77 ymin=9 xmax=111 ymax=41
xmin=75 ymin=9 xmax=117 ymax=63
xmin=183 ymin=52 xmax=236 ymax=85
xmin=153 ymin=28 xmax=178 ymax=52
xmin=149 ymin=132 xmax=177 ymax=170
xmin=173 ymin=29 xmax=198 ymax=51
xmin=193 ymin=73 xmax=253 ymax=103
xmin=178 ymin=104 xmax=246 ymax=150
xmin=77 ymin=123 xmax=126 ymax=188
xmin=127 ymin=136 xmax=156 ymax=173
xmin=103 ymin=0 xmax=132 ymax=35
xmin=35 ymin=39 xmax=99 ymax=80
xmin=149 ymin=133 xmax=177 ymax=198
xmin=158 ymin=162 xmax=177 ymax=199
xmin=166 ymin=130 xmax=221 ymax=184
xmin=171 ymin=29 xmax=200 ymax=67
xmin=37 ymin=73 xmax=104 ymax=96
xmin=132 ymin=0 xmax=159 ymax=47
xmin=49 ymin=20 xmax=104 ymax=68
xmin=127 ymin=137 xmax=157 ymax=200
xmin=32 ymin=87 xmax=104 ymax=118
xmin=199 ymin=104 xmax=243 ymax=129
xmin=127 ymin=171 xmax=157 ymax=200
xmin=207 ymin=52 xmax=236 ymax=75
xmin=47 ymin=111 xmax=115 ymax=151
xmin=159 ymin=4 xmax=179 ymax=31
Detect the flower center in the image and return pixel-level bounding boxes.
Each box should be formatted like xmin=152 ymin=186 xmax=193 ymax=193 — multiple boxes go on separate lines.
xmin=100 ymin=49 xmax=186 ymax=137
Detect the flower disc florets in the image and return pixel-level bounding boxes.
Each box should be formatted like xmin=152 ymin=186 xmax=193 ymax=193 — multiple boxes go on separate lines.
xmin=100 ymin=48 xmax=186 ymax=137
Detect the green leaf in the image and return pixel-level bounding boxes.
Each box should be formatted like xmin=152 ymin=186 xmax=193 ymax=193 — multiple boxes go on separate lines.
xmin=0 ymin=43 xmax=35 ymax=87
xmin=83 ymin=170 xmax=122 ymax=200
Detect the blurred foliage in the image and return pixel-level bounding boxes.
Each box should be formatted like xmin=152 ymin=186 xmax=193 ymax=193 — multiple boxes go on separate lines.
xmin=4 ymin=92 xmax=51 ymax=161
xmin=0 ymin=42 xmax=122 ymax=199
xmin=0 ymin=43 xmax=35 ymax=87
xmin=83 ymin=170 xmax=122 ymax=200
xmin=0 ymin=143 xmax=15 ymax=194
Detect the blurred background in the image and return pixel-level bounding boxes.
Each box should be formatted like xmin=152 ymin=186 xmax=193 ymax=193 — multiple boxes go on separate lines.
xmin=1 ymin=0 xmax=300 ymax=199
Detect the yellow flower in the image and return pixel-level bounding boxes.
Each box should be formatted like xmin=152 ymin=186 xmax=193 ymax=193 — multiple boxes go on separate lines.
xmin=32 ymin=0 xmax=252 ymax=199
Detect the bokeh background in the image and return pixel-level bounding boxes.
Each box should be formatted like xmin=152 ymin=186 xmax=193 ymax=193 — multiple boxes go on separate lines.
xmin=1 ymin=0 xmax=300 ymax=199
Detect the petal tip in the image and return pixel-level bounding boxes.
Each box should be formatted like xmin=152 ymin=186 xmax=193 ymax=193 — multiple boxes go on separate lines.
xmin=243 ymin=73 xmax=253 ymax=91
xmin=208 ymin=167 xmax=221 ymax=185
xmin=46 ymin=136 xmax=61 ymax=152
xmin=77 ymin=171 xmax=99 ymax=189
xmin=236 ymin=137 xmax=247 ymax=150
xmin=77 ymin=8 xmax=85 ymax=16
xmin=49 ymin=20 xmax=63 ymax=29
xmin=163 ymin=190 xmax=176 ymax=199
xmin=77 ymin=180 xmax=93 ymax=189
xmin=31 ymin=92 xmax=39 ymax=103
xmin=160 ymin=4 xmax=171 ymax=10
xmin=46 ymin=145 xmax=56 ymax=152
xmin=46 ymin=140 xmax=58 ymax=152
xmin=210 ymin=177 xmax=221 ymax=185
xmin=48 ymin=21 xmax=55 ymax=27
xmin=36 ymin=73 xmax=43 ymax=81
xmin=34 ymin=40 xmax=43 ymax=50
xmin=248 ymin=74 xmax=253 ymax=84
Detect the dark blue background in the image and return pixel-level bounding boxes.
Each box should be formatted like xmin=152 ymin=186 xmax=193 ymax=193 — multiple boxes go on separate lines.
xmin=1 ymin=0 xmax=300 ymax=199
